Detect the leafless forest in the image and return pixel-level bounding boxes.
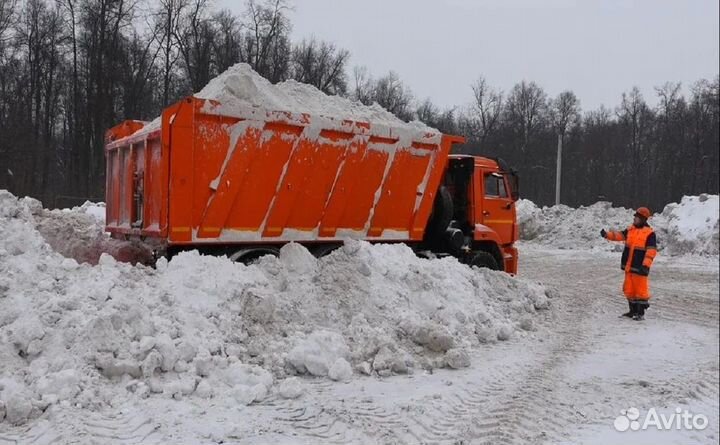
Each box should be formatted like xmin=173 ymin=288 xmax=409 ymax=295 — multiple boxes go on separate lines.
xmin=0 ymin=0 xmax=717 ymax=210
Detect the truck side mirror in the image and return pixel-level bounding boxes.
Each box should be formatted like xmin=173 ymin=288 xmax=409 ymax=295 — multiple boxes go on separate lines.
xmin=509 ymin=172 xmax=520 ymax=201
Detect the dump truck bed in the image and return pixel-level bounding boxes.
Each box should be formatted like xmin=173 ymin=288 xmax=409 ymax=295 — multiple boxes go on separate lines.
xmin=105 ymin=97 xmax=463 ymax=245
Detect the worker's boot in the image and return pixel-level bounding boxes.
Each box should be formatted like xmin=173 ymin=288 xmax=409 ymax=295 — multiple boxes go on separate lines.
xmin=633 ymin=303 xmax=646 ymax=321
xmin=620 ymin=300 xmax=635 ymax=318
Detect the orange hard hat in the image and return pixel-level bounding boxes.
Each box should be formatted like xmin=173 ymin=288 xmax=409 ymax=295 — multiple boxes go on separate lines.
xmin=634 ymin=207 xmax=651 ymax=219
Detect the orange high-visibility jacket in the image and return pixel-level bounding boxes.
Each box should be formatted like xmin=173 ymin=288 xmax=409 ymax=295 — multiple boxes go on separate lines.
xmin=606 ymin=225 xmax=658 ymax=275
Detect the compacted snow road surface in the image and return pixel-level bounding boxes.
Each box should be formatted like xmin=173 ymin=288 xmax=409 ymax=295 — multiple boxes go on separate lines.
xmin=1 ymin=245 xmax=717 ymax=445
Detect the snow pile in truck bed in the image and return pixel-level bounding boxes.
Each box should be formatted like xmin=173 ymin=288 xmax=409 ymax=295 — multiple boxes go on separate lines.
xmin=0 ymin=189 xmax=550 ymax=425
xmin=517 ymin=195 xmax=719 ymax=255
xmin=195 ymin=63 xmax=434 ymax=132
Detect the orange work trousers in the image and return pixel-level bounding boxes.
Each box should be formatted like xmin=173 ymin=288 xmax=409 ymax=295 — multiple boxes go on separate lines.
xmin=622 ymin=273 xmax=650 ymax=300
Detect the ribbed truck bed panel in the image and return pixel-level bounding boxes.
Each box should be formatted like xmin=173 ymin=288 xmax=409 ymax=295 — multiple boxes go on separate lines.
xmin=104 ymin=97 xmax=463 ymax=245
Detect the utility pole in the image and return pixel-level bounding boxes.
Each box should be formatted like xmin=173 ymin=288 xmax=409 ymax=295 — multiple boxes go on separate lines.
xmin=555 ymin=133 xmax=562 ymax=205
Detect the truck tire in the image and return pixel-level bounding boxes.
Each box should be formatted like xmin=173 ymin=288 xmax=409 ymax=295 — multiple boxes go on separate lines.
xmin=469 ymin=251 xmax=500 ymax=271
xmin=426 ymin=186 xmax=454 ymax=238
xmin=311 ymin=243 xmax=342 ymax=258
xmin=229 ymin=247 xmax=280 ymax=264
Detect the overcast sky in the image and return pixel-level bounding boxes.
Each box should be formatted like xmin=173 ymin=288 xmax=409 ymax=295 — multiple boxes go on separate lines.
xmin=220 ymin=0 xmax=719 ymax=111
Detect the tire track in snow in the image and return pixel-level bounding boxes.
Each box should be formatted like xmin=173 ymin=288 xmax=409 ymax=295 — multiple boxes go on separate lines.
xmin=0 ymin=404 xmax=162 ymax=445
xmin=468 ymin=310 xmax=595 ymax=444
xmin=0 ymin=421 xmax=61 ymax=445
xmin=467 ymin=252 xmax=632 ymax=444
xmin=274 ymin=393 xmax=422 ymax=444
xmin=77 ymin=409 xmax=162 ymax=444
xmin=398 ymin=382 xmax=509 ymax=443
xmin=272 ymin=248 xmax=717 ymax=444
xmin=272 ymin=378 xmax=379 ymax=444
xmin=269 ymin=248 xmax=600 ymax=444
xmin=513 ymin=248 xmax=719 ymax=444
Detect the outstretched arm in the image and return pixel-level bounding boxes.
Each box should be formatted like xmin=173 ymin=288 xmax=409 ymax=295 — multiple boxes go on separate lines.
xmin=602 ymin=228 xmax=628 ymax=242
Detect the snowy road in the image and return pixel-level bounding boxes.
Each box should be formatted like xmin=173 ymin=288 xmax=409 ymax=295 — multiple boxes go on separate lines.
xmin=1 ymin=245 xmax=718 ymax=445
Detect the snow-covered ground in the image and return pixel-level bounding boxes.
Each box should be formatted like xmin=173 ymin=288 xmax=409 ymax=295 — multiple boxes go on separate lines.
xmin=1 ymin=190 xmax=718 ymax=444
xmin=0 ymin=191 xmax=549 ymax=433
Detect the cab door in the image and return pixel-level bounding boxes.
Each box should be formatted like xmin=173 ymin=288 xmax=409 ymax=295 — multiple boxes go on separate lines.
xmin=478 ymin=170 xmax=516 ymax=244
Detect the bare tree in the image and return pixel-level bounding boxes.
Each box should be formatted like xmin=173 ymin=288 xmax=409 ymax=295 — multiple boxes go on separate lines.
xmin=290 ymin=37 xmax=350 ymax=95
xmin=415 ymin=98 xmax=458 ymax=134
xmin=655 ymin=82 xmax=682 ymax=118
xmin=548 ymin=91 xmax=580 ymax=203
xmin=175 ymin=0 xmax=215 ymax=92
xmin=549 ymin=90 xmax=580 ymax=137
xmin=212 ymin=9 xmax=242 ymax=74
xmin=243 ymin=0 xmax=291 ymax=82
xmin=505 ymin=80 xmax=547 ymax=152
xmin=0 ymin=0 xmax=16 ymax=46
xmin=119 ymin=29 xmax=162 ymax=119
xmin=416 ymin=97 xmax=439 ymax=125
xmin=469 ymin=76 xmax=503 ymax=149
xmin=154 ymin=0 xmax=186 ymax=106
xmin=617 ymin=87 xmax=653 ymax=201
xmin=351 ymin=65 xmax=373 ymax=104
xmin=687 ymin=78 xmax=719 ymax=192
xmin=371 ymin=71 xmax=413 ymax=121
xmin=653 ymin=82 xmax=685 ymax=197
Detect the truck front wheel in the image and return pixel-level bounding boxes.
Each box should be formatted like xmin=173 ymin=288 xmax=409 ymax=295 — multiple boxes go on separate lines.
xmin=469 ymin=251 xmax=500 ymax=271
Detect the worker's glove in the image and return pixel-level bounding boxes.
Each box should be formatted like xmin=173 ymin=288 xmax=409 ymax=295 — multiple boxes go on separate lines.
xmin=640 ymin=265 xmax=650 ymax=276
xmin=600 ymin=229 xmax=607 ymax=238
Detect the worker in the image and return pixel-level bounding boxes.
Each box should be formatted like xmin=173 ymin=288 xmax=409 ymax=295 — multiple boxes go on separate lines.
xmin=600 ymin=207 xmax=657 ymax=321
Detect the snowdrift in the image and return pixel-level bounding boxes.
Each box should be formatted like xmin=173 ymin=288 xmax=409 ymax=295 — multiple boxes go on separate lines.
xmin=652 ymin=194 xmax=720 ymax=256
xmin=517 ymin=194 xmax=719 ymax=256
xmin=516 ymin=200 xmax=633 ymax=251
xmin=32 ymin=200 xmax=152 ymax=265
xmin=0 ymin=190 xmax=550 ymax=425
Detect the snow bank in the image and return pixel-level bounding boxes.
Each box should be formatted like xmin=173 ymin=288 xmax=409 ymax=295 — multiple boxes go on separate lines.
xmin=653 ymin=194 xmax=719 ymax=256
xmin=195 ymin=63 xmax=434 ymax=132
xmin=516 ymin=199 xmax=633 ymax=251
xmin=517 ymin=195 xmax=719 ymax=255
xmin=34 ymin=205 xmax=151 ymax=265
xmin=74 ymin=201 xmax=106 ymax=224
xmin=0 ymin=189 xmax=551 ymax=425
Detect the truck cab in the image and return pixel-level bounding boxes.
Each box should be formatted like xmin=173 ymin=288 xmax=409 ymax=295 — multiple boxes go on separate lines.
xmin=427 ymin=155 xmax=519 ymax=274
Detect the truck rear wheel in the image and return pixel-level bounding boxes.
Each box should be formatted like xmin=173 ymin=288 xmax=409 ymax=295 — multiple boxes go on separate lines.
xmin=469 ymin=251 xmax=500 ymax=271
xmin=310 ymin=243 xmax=342 ymax=258
xmin=229 ymin=247 xmax=280 ymax=264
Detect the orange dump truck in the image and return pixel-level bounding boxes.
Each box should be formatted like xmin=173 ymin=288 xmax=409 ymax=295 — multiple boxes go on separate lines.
xmin=105 ymin=96 xmax=520 ymax=272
